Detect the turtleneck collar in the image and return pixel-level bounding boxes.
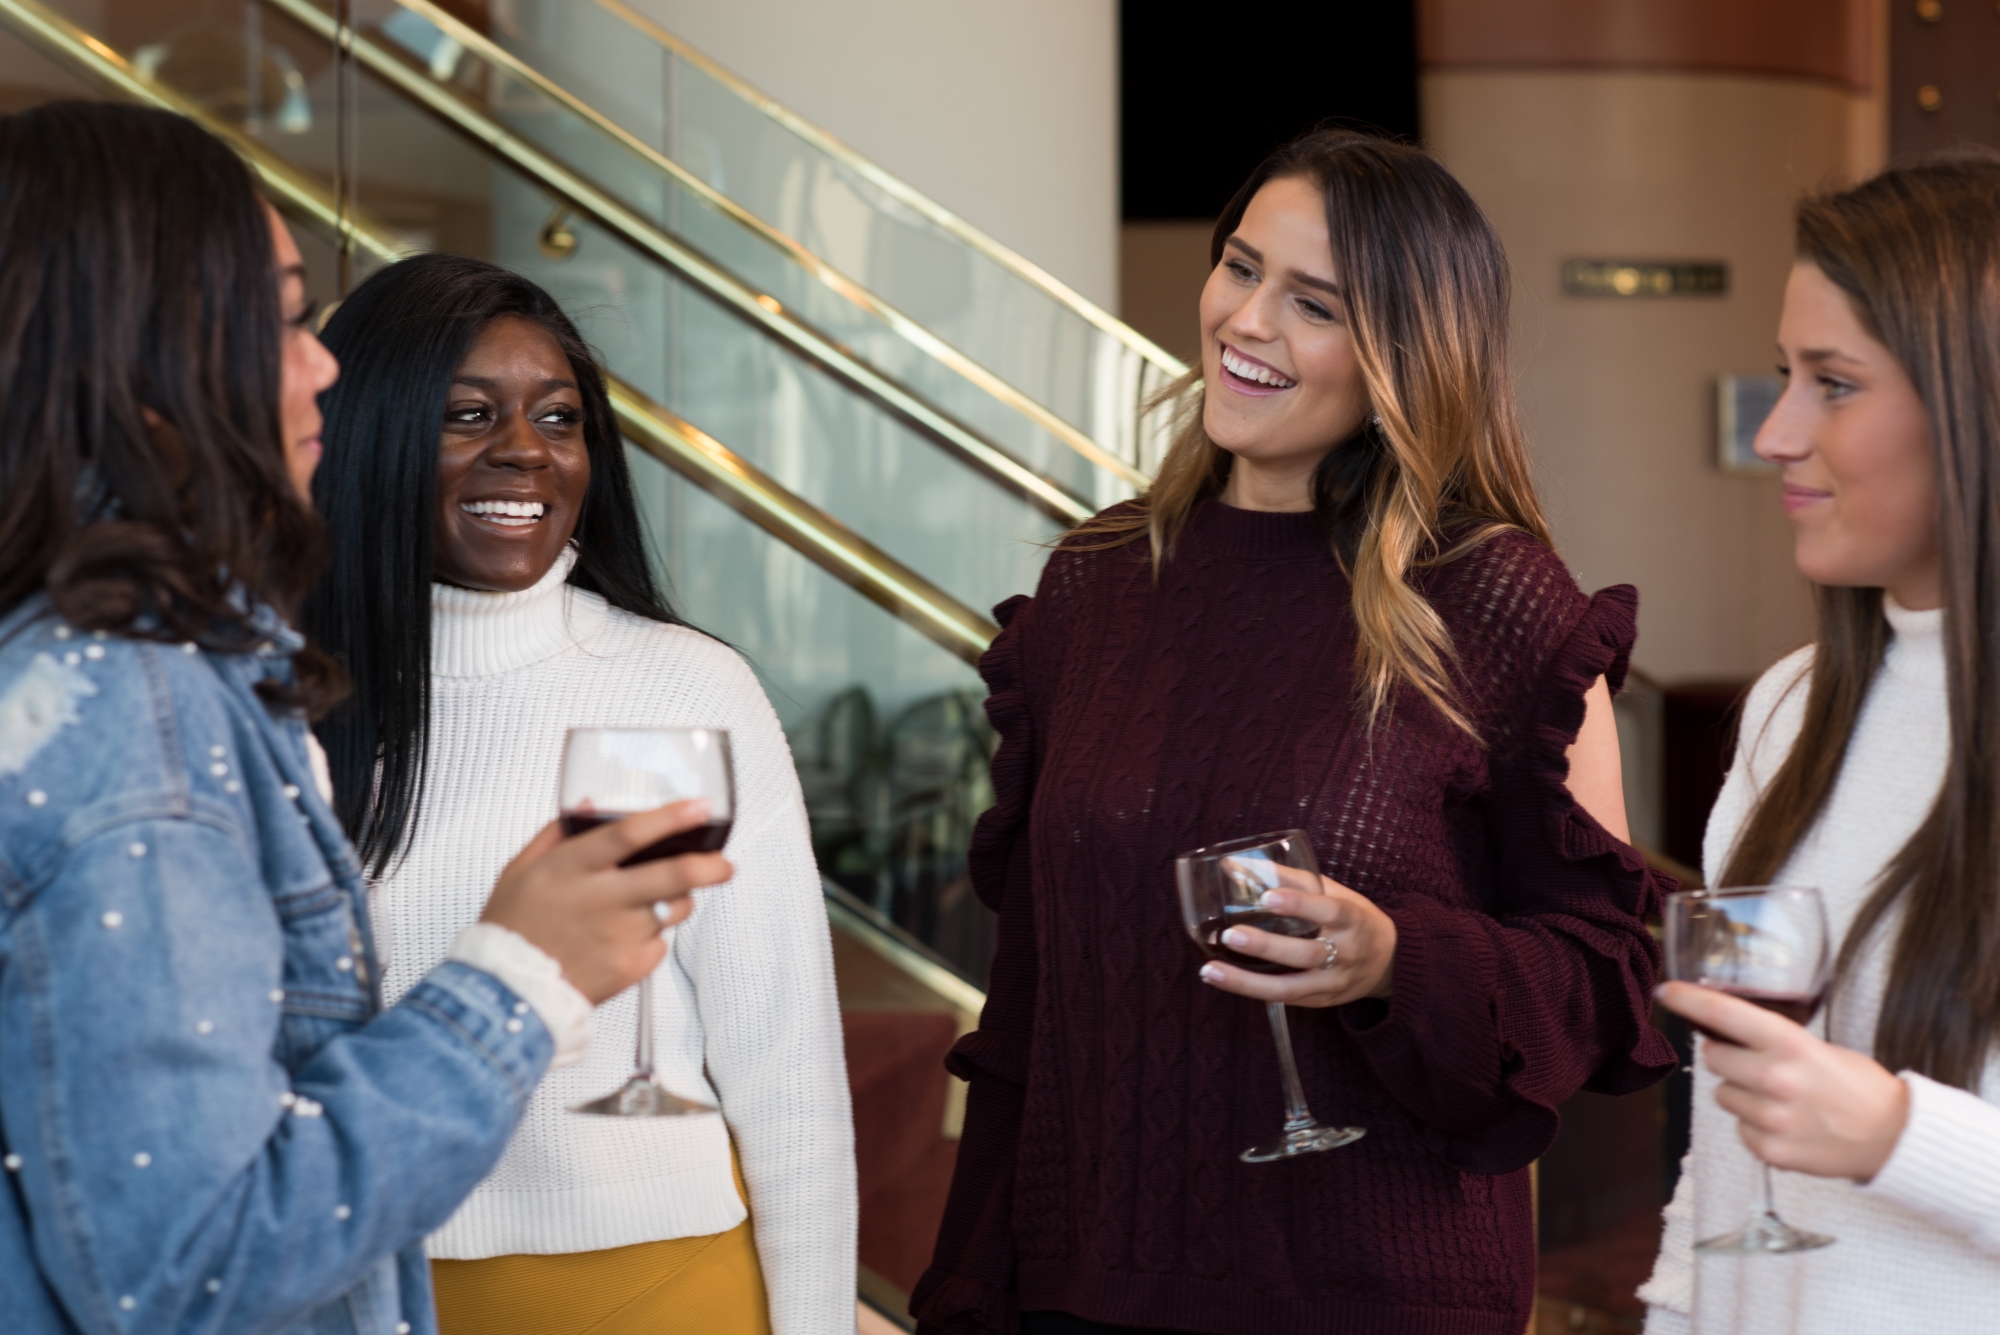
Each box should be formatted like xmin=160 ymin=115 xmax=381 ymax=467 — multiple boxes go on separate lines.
xmin=1883 ymin=594 xmax=1943 ymax=691
xmin=430 ymin=546 xmax=605 ymax=678
xmin=1184 ymin=496 xmax=1331 ymax=562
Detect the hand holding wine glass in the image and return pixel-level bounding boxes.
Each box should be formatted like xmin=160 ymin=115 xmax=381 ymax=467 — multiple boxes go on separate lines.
xmin=480 ymin=797 xmax=731 ymax=1004
xmin=1178 ymin=830 xmax=1366 ymax=1162
xmin=1659 ymin=885 xmax=1838 ymax=1254
xmin=1194 ymin=862 xmax=1398 ymax=1008
xmin=559 ymin=727 xmax=735 ymax=1118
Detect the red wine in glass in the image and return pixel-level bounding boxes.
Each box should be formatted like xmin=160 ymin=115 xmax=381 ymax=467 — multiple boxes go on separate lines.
xmin=1690 ymin=986 xmax=1824 ymax=1043
xmin=560 ymin=810 xmax=733 ymax=864
xmin=1194 ymin=906 xmax=1318 ymax=975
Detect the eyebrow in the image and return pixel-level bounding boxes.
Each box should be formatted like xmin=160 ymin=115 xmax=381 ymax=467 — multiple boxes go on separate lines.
xmin=451 ymin=374 xmax=579 ymax=391
xmin=1223 ymin=236 xmax=1342 ymax=298
xmin=279 ymin=263 xmax=307 ymax=285
xmin=1788 ymin=346 xmax=1866 ymax=367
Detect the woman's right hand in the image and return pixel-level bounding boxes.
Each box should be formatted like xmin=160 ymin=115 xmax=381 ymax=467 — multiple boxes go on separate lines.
xmin=481 ymin=799 xmax=732 ymax=1004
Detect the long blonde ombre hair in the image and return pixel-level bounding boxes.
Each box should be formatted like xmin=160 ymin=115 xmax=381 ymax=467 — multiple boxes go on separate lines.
xmin=1077 ymin=130 xmax=1550 ymax=735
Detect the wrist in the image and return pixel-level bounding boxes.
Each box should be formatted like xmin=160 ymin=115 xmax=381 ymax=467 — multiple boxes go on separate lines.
xmin=1854 ymin=1070 xmax=1912 ymax=1184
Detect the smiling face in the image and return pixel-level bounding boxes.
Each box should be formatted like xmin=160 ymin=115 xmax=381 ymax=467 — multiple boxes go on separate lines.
xmin=1199 ymin=174 xmax=1373 ymax=511
xmin=432 ymin=314 xmax=591 ymax=592
xmin=1756 ymin=261 xmax=1940 ymax=609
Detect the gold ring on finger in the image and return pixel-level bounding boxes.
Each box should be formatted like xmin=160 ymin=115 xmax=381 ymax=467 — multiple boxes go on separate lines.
xmin=1318 ymin=936 xmax=1339 ymax=971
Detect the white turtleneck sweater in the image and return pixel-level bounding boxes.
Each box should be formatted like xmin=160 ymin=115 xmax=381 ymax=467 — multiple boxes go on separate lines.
xmin=1641 ymin=599 xmax=2000 ymax=1333
xmin=373 ymin=550 xmax=856 ymax=1335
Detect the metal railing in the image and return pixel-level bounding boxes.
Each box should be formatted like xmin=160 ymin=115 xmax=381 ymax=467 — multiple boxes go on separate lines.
xmin=257 ymin=0 xmax=1131 ymax=517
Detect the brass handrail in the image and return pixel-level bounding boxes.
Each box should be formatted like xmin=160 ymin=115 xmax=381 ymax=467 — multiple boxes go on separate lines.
xmin=255 ymin=0 xmax=1134 ymax=512
xmin=360 ymin=0 xmax=1152 ymax=495
xmin=0 ymin=0 xmax=999 ymax=668
xmin=588 ymin=0 xmax=1189 ymax=384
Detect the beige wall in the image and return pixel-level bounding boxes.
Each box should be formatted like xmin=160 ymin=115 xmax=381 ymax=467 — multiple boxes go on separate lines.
xmin=624 ymin=0 xmax=1119 ymax=311
xmin=1425 ymin=69 xmax=1881 ymax=681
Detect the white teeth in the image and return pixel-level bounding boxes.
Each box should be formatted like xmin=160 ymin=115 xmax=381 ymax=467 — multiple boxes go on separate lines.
xmin=1221 ymin=348 xmax=1296 ymax=388
xmin=460 ymin=500 xmax=545 ymax=527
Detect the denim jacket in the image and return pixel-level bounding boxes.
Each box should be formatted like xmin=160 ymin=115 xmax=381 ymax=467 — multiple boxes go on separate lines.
xmin=0 ymin=596 xmax=553 ymax=1335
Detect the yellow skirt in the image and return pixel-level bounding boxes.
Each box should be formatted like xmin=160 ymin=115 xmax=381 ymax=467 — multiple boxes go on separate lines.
xmin=431 ymin=1157 xmax=771 ymax=1335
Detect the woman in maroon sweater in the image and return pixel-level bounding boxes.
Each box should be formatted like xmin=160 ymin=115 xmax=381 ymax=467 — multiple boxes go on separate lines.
xmin=910 ymin=131 xmax=1676 ymax=1335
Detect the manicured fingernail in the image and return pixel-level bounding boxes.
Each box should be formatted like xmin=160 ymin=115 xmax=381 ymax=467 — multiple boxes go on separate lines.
xmin=1260 ymin=890 xmax=1290 ymax=910
xmin=684 ymin=798 xmax=711 ymax=821
xmin=1199 ymin=963 xmax=1223 ymax=983
xmin=1222 ymin=928 xmax=1250 ymax=949
xmin=1653 ymin=984 xmax=1668 ymax=1000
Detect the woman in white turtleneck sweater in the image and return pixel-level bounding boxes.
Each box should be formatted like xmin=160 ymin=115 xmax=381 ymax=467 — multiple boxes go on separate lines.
xmin=1641 ymin=158 xmax=2000 ymax=1332
xmin=305 ymin=254 xmax=854 ymax=1335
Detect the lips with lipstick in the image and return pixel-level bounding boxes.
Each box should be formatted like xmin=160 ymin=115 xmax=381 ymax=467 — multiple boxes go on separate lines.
xmin=460 ymin=498 xmax=547 ymax=527
xmin=1220 ymin=344 xmax=1298 ymax=395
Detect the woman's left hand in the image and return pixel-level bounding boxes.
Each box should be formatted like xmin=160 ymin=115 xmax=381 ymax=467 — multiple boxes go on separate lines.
xmin=1197 ymin=868 xmax=1397 ymax=1008
xmin=1655 ymin=980 xmax=1910 ymax=1183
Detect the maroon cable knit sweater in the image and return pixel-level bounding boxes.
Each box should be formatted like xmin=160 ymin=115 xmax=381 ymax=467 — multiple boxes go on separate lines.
xmin=911 ymin=499 xmax=1677 ymax=1335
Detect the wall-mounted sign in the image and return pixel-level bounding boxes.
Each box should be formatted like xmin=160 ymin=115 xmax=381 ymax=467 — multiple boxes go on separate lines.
xmin=1562 ymin=260 xmax=1729 ymax=297
xmin=1717 ymin=373 xmax=1783 ymax=475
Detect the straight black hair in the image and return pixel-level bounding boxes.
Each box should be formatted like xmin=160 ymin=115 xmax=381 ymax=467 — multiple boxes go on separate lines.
xmin=0 ymin=101 xmax=341 ymax=711
xmin=306 ymin=253 xmax=683 ymax=876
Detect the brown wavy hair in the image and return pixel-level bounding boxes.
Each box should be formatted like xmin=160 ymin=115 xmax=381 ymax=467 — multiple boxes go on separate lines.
xmin=0 ymin=102 xmax=340 ymax=713
xmin=1718 ymin=153 xmax=2000 ymax=1090
xmin=1072 ymin=130 xmax=1550 ymax=734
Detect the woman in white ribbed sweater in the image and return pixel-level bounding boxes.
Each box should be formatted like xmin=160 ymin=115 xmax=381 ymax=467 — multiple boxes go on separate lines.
xmin=1640 ymin=157 xmax=2000 ymax=1331
xmin=303 ymin=253 xmax=855 ymax=1335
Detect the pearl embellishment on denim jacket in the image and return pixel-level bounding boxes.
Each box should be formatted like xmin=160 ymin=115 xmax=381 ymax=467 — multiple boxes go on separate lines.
xmin=3 ymin=1154 xmax=20 ymax=1171
xmin=132 ymin=1152 xmax=150 ymax=1168
xmin=25 ymin=790 xmax=45 ymax=806
xmin=269 ymin=989 xmax=284 ymax=1003
xmin=181 ymin=642 xmax=197 ymax=654
xmin=63 ymin=652 xmax=78 ymax=667
xmin=83 ymin=644 xmax=103 ymax=660
xmin=224 ymin=781 xmax=240 ymax=794
xmin=205 ymin=1279 xmax=221 ymax=1295
xmin=506 ymin=1018 xmax=524 ymax=1034
xmin=52 ymin=626 xmax=69 ymax=640
xmin=195 ymin=1019 xmax=213 ymax=1034
xmin=283 ymin=784 xmax=301 ymax=801
xmin=335 ymin=956 xmax=353 ymax=972
xmin=209 ymin=763 xmax=227 ymax=778
xmin=127 ymin=843 xmax=145 ymax=858
xmin=209 ymin=745 xmax=225 ymax=759
xmin=101 ymin=911 xmax=123 ymax=929
xmin=514 ymin=1001 xmax=530 ymax=1015
xmin=118 ymin=1295 xmax=135 ymax=1311
xmin=334 ymin=1204 xmax=351 ymax=1221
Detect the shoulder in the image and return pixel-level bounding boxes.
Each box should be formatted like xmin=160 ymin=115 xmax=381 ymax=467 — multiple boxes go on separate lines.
xmin=574 ymin=597 xmax=775 ymax=716
xmin=1425 ymin=527 xmax=1597 ymax=688
xmin=1735 ymin=645 xmax=1815 ymax=783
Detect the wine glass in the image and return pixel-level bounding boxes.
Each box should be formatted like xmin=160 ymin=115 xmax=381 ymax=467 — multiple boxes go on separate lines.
xmin=1176 ymin=829 xmax=1366 ymax=1162
xmin=1664 ymin=884 xmax=1834 ymax=1254
xmin=560 ymin=727 xmax=733 ymax=1118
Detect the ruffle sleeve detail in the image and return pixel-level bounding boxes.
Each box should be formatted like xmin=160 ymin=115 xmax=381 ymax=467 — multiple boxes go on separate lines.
xmin=913 ymin=594 xmax=1040 ymax=1335
xmin=1338 ymin=585 xmax=1678 ymax=1173
xmin=966 ymin=594 xmax=1033 ymax=914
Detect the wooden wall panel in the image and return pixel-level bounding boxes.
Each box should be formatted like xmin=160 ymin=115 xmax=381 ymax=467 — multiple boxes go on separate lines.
xmin=1419 ymin=0 xmax=1873 ymax=90
xmin=1889 ymin=0 xmax=2000 ymax=160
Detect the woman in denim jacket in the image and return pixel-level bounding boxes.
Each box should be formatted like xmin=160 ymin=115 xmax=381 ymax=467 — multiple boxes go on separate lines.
xmin=0 ymin=103 xmax=729 ymax=1335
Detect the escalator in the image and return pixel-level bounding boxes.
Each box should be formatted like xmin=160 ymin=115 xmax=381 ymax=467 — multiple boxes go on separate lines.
xmin=0 ymin=0 xmax=1184 ymax=1321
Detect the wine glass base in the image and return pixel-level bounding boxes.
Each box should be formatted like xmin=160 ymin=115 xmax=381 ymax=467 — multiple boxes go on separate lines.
xmin=570 ymin=1078 xmax=717 ymax=1118
xmin=1240 ymin=1124 xmax=1365 ymax=1163
xmin=1695 ymin=1214 xmax=1835 ymax=1256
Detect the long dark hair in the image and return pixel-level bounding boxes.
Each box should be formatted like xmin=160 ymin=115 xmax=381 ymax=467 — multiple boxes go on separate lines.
xmin=0 ymin=101 xmax=338 ymax=707
xmin=306 ymin=253 xmax=682 ymax=877
xmin=1069 ymin=129 xmax=1550 ymax=736
xmin=1720 ymin=153 xmax=2000 ymax=1090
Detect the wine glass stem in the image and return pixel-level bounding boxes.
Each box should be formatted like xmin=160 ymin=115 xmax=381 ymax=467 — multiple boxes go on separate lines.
xmin=634 ymin=975 xmax=655 ymax=1081
xmin=1758 ymin=1160 xmax=1779 ymax=1221
xmin=1265 ymin=1001 xmax=1316 ymax=1130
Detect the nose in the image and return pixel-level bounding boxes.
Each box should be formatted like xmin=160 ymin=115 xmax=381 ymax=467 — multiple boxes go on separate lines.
xmin=1753 ymin=381 xmax=1813 ymax=467
xmin=484 ymin=406 xmax=555 ymax=470
xmin=1221 ymin=277 xmax=1282 ymax=347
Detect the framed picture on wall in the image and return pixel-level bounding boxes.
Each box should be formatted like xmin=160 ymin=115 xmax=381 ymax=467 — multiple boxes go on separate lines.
xmin=1716 ymin=374 xmax=1783 ymax=476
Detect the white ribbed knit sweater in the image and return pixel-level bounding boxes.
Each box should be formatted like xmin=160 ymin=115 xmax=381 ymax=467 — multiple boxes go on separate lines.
xmin=1641 ymin=600 xmax=2000 ymax=1333
xmin=373 ymin=551 xmax=856 ymax=1335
